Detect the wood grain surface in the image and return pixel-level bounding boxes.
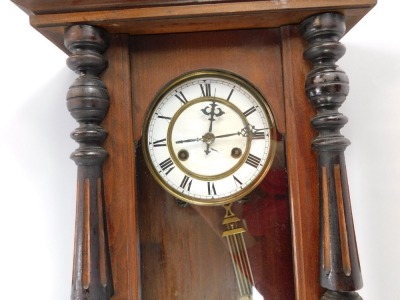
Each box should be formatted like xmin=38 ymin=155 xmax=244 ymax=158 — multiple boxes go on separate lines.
xmin=281 ymin=25 xmax=320 ymax=300
xmin=130 ymin=29 xmax=286 ymax=138
xmin=101 ymin=34 xmax=139 ymax=300
xmin=11 ymin=0 xmax=375 ymax=53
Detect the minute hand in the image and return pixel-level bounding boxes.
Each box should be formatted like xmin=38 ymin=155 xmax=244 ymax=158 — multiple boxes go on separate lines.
xmin=214 ymin=132 xmax=241 ymax=139
xmin=175 ymin=132 xmax=240 ymax=144
xmin=214 ymin=126 xmax=270 ymax=140
xmin=175 ymin=137 xmax=201 ymax=144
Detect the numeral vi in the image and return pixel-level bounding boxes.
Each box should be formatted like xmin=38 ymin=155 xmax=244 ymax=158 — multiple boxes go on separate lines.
xmin=180 ymin=175 xmax=193 ymax=191
xmin=207 ymin=182 xmax=217 ymax=195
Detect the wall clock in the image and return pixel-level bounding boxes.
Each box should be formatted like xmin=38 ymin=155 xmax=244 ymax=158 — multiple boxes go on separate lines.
xmin=10 ymin=1 xmax=376 ymax=299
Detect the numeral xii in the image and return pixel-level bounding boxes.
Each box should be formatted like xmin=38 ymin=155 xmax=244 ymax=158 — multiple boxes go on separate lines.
xmin=200 ymin=83 xmax=211 ymax=97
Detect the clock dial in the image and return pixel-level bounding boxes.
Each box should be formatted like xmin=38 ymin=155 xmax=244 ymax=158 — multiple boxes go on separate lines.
xmin=143 ymin=70 xmax=276 ymax=205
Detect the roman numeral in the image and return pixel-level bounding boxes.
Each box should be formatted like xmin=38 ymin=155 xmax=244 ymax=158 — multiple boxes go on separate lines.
xmin=207 ymin=182 xmax=217 ymax=195
xmin=252 ymin=130 xmax=266 ymax=140
xmin=159 ymin=157 xmax=175 ymax=175
xmin=245 ymin=153 xmax=262 ymax=168
xmin=200 ymin=83 xmax=211 ymax=97
xmin=157 ymin=114 xmax=172 ymax=120
xmin=227 ymin=89 xmax=234 ymax=101
xmin=175 ymin=91 xmax=188 ymax=104
xmin=151 ymin=138 xmax=167 ymax=147
xmin=233 ymin=175 xmax=243 ymax=187
xmin=243 ymin=106 xmax=257 ymax=117
xmin=180 ymin=175 xmax=193 ymax=191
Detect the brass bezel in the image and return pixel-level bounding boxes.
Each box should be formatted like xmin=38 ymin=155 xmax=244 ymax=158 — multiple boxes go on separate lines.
xmin=142 ymin=69 xmax=277 ymax=206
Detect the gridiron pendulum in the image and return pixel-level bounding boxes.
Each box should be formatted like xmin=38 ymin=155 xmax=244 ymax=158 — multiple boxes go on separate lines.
xmin=222 ymin=203 xmax=255 ymax=300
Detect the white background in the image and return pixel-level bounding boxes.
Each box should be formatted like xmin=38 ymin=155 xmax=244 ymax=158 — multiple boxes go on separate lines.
xmin=0 ymin=1 xmax=399 ymax=299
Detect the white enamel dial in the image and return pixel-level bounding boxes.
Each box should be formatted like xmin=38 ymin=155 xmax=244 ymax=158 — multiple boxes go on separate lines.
xmin=142 ymin=70 xmax=276 ymax=205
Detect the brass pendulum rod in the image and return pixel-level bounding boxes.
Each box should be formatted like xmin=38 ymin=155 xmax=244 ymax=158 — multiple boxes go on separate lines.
xmin=222 ymin=204 xmax=255 ymax=300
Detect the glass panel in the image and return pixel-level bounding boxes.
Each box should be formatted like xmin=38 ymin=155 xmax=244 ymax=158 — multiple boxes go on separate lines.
xmin=137 ymin=132 xmax=294 ymax=299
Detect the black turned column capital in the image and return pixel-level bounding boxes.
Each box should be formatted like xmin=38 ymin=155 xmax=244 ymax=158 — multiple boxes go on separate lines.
xmin=301 ymin=13 xmax=363 ymax=300
xmin=64 ymin=25 xmax=114 ymax=300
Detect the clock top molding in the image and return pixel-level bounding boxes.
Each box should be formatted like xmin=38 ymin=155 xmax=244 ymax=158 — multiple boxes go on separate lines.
xmin=13 ymin=0 xmax=376 ymax=52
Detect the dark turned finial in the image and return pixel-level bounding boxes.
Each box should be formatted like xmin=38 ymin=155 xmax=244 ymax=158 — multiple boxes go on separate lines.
xmin=64 ymin=25 xmax=114 ymax=300
xmin=65 ymin=25 xmax=109 ymax=76
xmin=65 ymin=25 xmax=110 ymax=166
xmin=302 ymin=13 xmax=350 ymax=153
xmin=301 ymin=13 xmax=363 ymax=300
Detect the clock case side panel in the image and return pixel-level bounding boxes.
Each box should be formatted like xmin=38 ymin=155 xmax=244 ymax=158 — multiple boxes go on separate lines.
xmin=281 ymin=25 xmax=320 ymax=299
xmin=102 ymin=34 xmax=140 ymax=300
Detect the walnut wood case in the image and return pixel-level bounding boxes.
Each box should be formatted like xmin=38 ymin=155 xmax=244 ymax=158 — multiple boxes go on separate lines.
xmin=11 ymin=1 xmax=376 ymax=299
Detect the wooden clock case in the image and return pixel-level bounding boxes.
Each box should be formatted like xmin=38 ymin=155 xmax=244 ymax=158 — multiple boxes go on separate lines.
xmin=11 ymin=1 xmax=376 ymax=299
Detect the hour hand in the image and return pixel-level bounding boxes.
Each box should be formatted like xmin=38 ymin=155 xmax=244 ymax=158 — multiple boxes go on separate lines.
xmin=201 ymin=101 xmax=225 ymax=133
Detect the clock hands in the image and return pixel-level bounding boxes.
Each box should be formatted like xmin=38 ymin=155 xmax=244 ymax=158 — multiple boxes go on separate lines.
xmin=175 ymin=100 xmax=268 ymax=157
xmin=175 ymin=125 xmax=269 ymax=144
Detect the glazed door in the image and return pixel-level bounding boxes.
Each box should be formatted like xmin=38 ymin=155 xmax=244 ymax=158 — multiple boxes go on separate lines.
xmin=131 ymin=29 xmax=295 ymax=300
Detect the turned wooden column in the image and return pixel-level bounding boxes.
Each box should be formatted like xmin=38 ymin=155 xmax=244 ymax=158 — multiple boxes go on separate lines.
xmin=301 ymin=13 xmax=363 ymax=299
xmin=64 ymin=25 xmax=114 ymax=300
